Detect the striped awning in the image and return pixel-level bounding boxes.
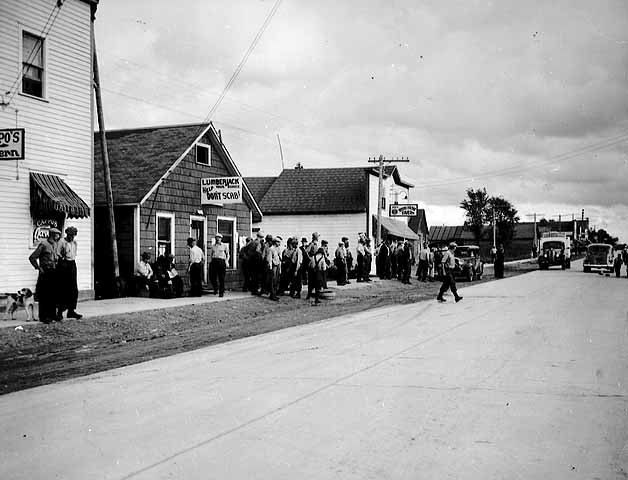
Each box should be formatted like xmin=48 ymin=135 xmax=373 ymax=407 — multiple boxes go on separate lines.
xmin=373 ymin=215 xmax=421 ymax=241
xmin=30 ymin=172 xmax=90 ymax=219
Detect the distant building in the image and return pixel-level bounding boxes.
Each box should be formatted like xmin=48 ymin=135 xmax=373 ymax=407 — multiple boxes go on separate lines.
xmin=246 ymin=166 xmax=421 ymax=252
xmin=0 ymin=0 xmax=98 ymax=296
xmin=94 ymin=123 xmax=262 ymax=297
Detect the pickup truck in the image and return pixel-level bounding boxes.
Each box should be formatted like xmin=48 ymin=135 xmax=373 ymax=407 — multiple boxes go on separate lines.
xmin=538 ymin=237 xmax=571 ymax=270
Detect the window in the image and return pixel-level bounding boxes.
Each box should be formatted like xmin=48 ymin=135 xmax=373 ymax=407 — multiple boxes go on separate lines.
xmin=156 ymin=213 xmax=175 ymax=257
xmin=196 ymin=143 xmax=211 ymax=166
xmin=217 ymin=217 xmax=236 ymax=268
xmin=22 ymin=31 xmax=45 ymax=98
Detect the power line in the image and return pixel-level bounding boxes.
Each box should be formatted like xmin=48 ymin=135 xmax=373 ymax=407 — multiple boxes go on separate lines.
xmin=413 ymin=130 xmax=628 ymax=190
xmin=194 ymin=0 xmax=284 ymax=137
xmin=4 ymin=1 xmax=64 ymax=106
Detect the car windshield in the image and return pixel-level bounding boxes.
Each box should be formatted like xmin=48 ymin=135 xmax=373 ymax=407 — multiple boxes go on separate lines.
xmin=542 ymin=241 xmax=564 ymax=250
xmin=456 ymin=247 xmax=477 ymax=257
xmin=588 ymin=245 xmax=611 ymax=255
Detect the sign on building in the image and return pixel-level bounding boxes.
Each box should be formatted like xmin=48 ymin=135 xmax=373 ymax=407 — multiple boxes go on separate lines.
xmin=201 ymin=176 xmax=242 ymax=204
xmin=0 ymin=128 xmax=25 ymax=160
xmin=389 ymin=203 xmax=419 ymax=217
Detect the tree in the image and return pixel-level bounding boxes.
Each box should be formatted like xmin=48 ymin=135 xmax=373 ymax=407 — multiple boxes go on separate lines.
xmin=588 ymin=228 xmax=619 ymax=246
xmin=488 ymin=196 xmax=520 ymax=247
xmin=460 ymin=188 xmax=490 ymax=242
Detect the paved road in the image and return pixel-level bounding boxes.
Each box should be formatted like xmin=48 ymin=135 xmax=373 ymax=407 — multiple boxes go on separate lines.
xmin=2 ymin=261 xmax=627 ymax=479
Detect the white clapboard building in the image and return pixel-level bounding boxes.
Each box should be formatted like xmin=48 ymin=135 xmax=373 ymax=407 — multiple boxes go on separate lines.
xmin=0 ymin=0 xmax=98 ymax=297
xmin=246 ymin=166 xmax=421 ymax=255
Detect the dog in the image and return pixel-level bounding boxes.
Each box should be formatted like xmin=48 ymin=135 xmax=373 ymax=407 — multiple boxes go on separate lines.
xmin=5 ymin=288 xmax=35 ymax=321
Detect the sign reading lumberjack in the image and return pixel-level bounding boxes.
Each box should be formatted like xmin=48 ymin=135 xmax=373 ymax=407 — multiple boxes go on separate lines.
xmin=389 ymin=203 xmax=419 ymax=217
xmin=201 ymin=176 xmax=243 ymax=204
xmin=0 ymin=128 xmax=25 ymax=160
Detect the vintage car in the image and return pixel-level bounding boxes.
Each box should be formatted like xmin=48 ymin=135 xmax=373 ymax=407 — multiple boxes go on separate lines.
xmin=453 ymin=245 xmax=483 ymax=281
xmin=538 ymin=237 xmax=571 ymax=270
xmin=583 ymin=243 xmax=614 ymax=273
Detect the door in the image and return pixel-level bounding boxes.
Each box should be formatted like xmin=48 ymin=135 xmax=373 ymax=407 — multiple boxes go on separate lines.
xmin=190 ymin=215 xmax=207 ymax=282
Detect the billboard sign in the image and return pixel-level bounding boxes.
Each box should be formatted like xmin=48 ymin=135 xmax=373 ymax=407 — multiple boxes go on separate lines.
xmin=389 ymin=203 xmax=419 ymax=217
xmin=0 ymin=128 xmax=25 ymax=160
xmin=201 ymin=177 xmax=242 ymax=204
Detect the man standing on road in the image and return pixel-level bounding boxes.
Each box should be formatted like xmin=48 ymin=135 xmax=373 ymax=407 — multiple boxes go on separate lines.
xmin=209 ymin=233 xmax=229 ymax=297
xmin=187 ymin=237 xmax=204 ymax=297
xmin=495 ymin=244 xmax=505 ymax=279
xmin=29 ymin=227 xmax=62 ymax=323
xmin=56 ymin=226 xmax=82 ymax=319
xmin=416 ymin=241 xmax=430 ymax=282
xmin=437 ymin=242 xmax=463 ymax=303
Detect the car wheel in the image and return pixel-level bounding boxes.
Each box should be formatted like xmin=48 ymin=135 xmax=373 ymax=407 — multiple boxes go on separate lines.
xmin=583 ymin=266 xmax=590 ymax=273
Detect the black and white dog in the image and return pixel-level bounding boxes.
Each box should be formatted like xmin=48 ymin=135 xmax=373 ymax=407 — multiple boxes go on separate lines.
xmin=5 ymin=288 xmax=35 ymax=321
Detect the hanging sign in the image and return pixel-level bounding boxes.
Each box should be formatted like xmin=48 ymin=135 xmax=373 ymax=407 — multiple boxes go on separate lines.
xmin=201 ymin=176 xmax=242 ymax=204
xmin=0 ymin=128 xmax=25 ymax=160
xmin=389 ymin=203 xmax=419 ymax=217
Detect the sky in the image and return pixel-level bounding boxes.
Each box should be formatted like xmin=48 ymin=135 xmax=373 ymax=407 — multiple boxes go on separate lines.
xmin=93 ymin=0 xmax=628 ymax=242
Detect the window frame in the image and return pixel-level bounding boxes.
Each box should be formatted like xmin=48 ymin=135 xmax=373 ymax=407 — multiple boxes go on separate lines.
xmin=155 ymin=212 xmax=175 ymax=258
xmin=196 ymin=143 xmax=211 ymax=166
xmin=216 ymin=216 xmax=237 ymax=269
xmin=190 ymin=214 xmax=207 ymax=282
xmin=20 ymin=29 xmax=47 ymax=100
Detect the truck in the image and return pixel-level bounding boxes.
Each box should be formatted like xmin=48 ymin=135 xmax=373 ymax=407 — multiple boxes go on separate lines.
xmin=538 ymin=232 xmax=571 ymax=270
xmin=583 ymin=243 xmax=614 ymax=273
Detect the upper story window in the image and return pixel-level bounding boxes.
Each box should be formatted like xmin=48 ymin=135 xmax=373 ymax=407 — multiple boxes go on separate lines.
xmin=196 ymin=143 xmax=211 ymax=166
xmin=22 ymin=31 xmax=45 ymax=98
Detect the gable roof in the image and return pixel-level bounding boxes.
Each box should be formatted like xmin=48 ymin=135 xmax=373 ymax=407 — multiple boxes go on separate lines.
xmin=245 ymin=176 xmax=277 ymax=205
xmin=246 ymin=166 xmax=414 ymax=215
xmin=94 ymin=122 xmax=262 ymax=220
xmin=247 ymin=168 xmax=369 ymax=214
xmin=95 ymin=123 xmax=209 ymax=205
xmin=408 ymin=209 xmax=428 ymax=237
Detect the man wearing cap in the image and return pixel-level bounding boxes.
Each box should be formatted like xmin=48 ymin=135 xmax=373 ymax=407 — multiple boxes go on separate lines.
xmin=209 ymin=233 xmax=229 ymax=297
xmin=437 ymin=242 xmax=463 ymax=303
xmin=335 ymin=241 xmax=348 ymax=286
xmin=29 ymin=227 xmax=62 ymax=323
xmin=56 ymin=226 xmax=82 ymax=319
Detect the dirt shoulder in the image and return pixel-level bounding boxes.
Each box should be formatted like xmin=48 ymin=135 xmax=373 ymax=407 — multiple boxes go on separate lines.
xmin=0 ymin=267 xmax=535 ymax=395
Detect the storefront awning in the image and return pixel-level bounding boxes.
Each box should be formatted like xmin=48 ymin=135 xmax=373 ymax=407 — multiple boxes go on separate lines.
xmin=30 ymin=172 xmax=90 ymax=219
xmin=374 ymin=215 xmax=421 ymax=241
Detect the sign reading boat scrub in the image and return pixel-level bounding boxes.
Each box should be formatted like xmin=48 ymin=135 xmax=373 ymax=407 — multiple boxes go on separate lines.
xmin=201 ymin=177 xmax=242 ymax=204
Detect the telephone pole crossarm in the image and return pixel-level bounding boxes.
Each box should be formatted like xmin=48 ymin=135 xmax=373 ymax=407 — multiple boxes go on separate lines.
xmin=367 ymin=155 xmax=410 ymax=247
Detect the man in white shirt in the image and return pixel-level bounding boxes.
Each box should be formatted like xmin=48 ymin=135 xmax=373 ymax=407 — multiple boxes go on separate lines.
xmin=187 ymin=237 xmax=204 ymax=297
xmin=57 ymin=226 xmax=82 ymax=319
xmin=209 ymin=233 xmax=229 ymax=297
xmin=437 ymin=242 xmax=463 ymax=303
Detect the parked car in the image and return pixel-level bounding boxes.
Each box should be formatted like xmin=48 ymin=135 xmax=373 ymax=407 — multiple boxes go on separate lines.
xmin=453 ymin=245 xmax=483 ymax=281
xmin=583 ymin=243 xmax=614 ymax=273
xmin=538 ymin=237 xmax=571 ymax=270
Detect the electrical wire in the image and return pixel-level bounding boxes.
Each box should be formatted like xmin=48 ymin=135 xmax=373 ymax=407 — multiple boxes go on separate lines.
xmin=414 ymin=130 xmax=628 ymax=190
xmin=192 ymin=0 xmax=284 ymax=138
xmin=5 ymin=2 xmax=64 ymax=105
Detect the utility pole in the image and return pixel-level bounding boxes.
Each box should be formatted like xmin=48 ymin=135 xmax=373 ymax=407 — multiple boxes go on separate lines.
xmin=93 ymin=28 xmax=120 ymax=286
xmin=367 ymin=155 xmax=409 ymax=246
xmin=525 ymin=212 xmax=545 ymax=255
xmin=552 ymin=213 xmax=577 ymax=234
xmin=492 ymin=207 xmax=496 ymax=249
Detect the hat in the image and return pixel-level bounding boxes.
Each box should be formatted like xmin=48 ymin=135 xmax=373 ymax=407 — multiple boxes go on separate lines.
xmin=215 ymin=233 xmax=223 ymax=238
xmin=65 ymin=226 xmax=77 ymax=235
xmin=341 ymin=237 xmax=348 ymax=242
xmin=321 ymin=239 xmax=328 ymax=246
xmin=141 ymin=251 xmax=151 ymax=259
xmin=48 ymin=228 xmax=61 ymax=235
xmin=256 ymin=231 xmax=264 ymax=238
xmin=273 ymin=236 xmax=281 ymax=243
xmin=301 ymin=237 xmax=308 ymax=243
xmin=449 ymin=242 xmax=458 ymax=248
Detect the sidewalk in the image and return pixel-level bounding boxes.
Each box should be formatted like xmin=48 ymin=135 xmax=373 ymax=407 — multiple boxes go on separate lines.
xmin=1 ymin=277 xmax=383 ymax=329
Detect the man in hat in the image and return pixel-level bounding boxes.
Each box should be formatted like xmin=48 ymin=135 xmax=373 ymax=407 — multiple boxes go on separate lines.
xmin=187 ymin=237 xmax=204 ymax=297
xmin=29 ymin=227 xmax=62 ymax=323
xmin=437 ymin=242 xmax=463 ymax=303
xmin=209 ymin=232 xmax=229 ymax=297
xmin=335 ymin=241 xmax=348 ymax=286
xmin=247 ymin=232 xmax=265 ymax=295
xmin=56 ymin=226 xmax=82 ymax=319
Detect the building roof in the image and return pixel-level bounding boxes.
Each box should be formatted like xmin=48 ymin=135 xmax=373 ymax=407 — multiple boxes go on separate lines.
xmin=246 ymin=166 xmax=413 ymax=215
xmin=408 ymin=209 xmax=428 ymax=237
xmin=429 ymin=225 xmax=476 ymax=243
xmin=95 ymin=123 xmax=209 ymax=205
xmin=94 ymin=123 xmax=263 ymax=220
xmin=245 ymin=177 xmax=276 ymax=204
